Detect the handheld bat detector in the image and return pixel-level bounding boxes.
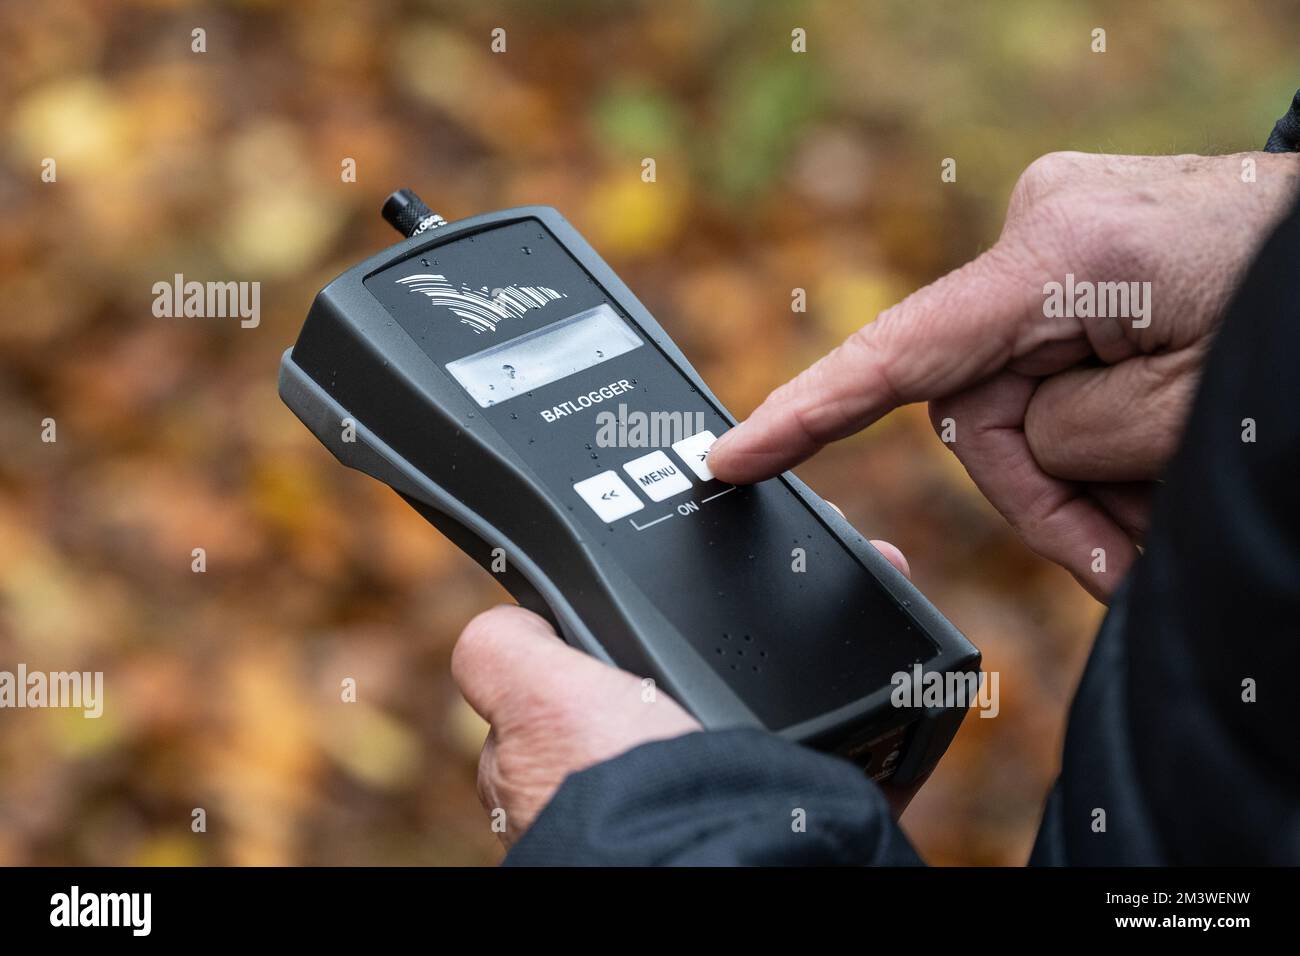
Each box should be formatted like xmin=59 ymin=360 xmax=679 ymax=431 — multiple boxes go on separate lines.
xmin=278 ymin=189 xmax=980 ymax=784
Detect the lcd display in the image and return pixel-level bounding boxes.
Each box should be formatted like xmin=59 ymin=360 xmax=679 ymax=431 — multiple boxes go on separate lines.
xmin=445 ymin=304 xmax=643 ymax=407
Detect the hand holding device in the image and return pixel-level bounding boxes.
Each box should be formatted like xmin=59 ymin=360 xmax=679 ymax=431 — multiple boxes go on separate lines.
xmin=454 ymin=540 xmax=918 ymax=847
xmin=711 ymin=151 xmax=1300 ymax=600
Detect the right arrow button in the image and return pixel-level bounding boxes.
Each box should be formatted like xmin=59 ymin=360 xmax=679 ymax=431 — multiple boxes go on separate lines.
xmin=671 ymin=430 xmax=718 ymax=481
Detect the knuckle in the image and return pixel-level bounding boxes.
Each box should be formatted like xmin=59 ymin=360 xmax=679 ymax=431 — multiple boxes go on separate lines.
xmin=1016 ymin=189 xmax=1154 ymax=281
xmin=841 ymin=323 xmax=904 ymax=407
xmin=1072 ymin=200 xmax=1155 ymax=278
xmin=1022 ymin=389 xmax=1073 ymax=473
xmin=770 ymin=352 xmax=856 ymax=446
xmin=1009 ymin=151 xmax=1087 ymax=216
xmin=1006 ymin=485 xmax=1071 ymax=552
xmin=1017 ymin=190 xmax=1083 ymax=249
xmin=491 ymin=735 xmax=571 ymax=803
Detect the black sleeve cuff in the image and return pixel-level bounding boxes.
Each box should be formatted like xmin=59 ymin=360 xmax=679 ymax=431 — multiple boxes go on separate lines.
xmin=505 ymin=728 xmax=923 ymax=866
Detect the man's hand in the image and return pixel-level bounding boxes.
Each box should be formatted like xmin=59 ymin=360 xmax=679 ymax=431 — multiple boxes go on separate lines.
xmin=708 ymin=151 xmax=1299 ymax=599
xmin=452 ymin=540 xmax=912 ymax=847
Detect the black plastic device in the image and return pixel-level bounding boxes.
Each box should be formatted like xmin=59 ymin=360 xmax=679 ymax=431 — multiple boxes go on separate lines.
xmin=278 ymin=190 xmax=980 ymax=783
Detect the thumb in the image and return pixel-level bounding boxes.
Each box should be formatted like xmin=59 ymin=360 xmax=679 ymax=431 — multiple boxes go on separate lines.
xmin=450 ymin=605 xmax=607 ymax=730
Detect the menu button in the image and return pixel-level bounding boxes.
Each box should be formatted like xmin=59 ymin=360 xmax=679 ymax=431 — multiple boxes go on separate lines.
xmin=622 ymin=451 xmax=693 ymax=502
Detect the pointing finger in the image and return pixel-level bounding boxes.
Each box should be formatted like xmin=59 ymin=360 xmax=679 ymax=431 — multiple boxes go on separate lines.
xmin=710 ymin=243 xmax=1044 ymax=484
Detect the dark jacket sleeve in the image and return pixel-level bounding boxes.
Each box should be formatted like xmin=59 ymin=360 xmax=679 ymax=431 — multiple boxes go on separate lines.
xmin=1032 ymin=193 xmax=1300 ymax=865
xmin=511 ymin=195 xmax=1300 ymax=868
xmin=505 ymin=728 xmax=921 ymax=866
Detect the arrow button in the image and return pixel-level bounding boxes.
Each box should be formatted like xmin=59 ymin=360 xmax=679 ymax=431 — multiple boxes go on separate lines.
xmin=671 ymin=430 xmax=718 ymax=481
xmin=573 ymin=470 xmax=644 ymax=523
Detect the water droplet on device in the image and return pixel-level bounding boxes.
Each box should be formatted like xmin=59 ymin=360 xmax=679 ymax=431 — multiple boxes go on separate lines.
xmin=522 ymin=246 xmax=532 ymax=255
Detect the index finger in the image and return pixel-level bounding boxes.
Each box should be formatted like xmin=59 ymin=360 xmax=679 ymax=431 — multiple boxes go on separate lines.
xmin=708 ymin=245 xmax=1041 ymax=484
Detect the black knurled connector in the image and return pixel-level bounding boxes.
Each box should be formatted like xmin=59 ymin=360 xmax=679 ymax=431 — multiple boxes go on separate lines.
xmin=381 ymin=188 xmax=445 ymax=238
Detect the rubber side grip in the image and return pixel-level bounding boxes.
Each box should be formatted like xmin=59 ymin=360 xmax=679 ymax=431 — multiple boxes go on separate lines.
xmin=398 ymin=492 xmax=558 ymax=630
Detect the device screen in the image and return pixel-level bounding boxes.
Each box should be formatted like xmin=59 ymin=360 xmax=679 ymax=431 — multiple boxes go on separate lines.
xmin=445 ymin=304 xmax=643 ymax=407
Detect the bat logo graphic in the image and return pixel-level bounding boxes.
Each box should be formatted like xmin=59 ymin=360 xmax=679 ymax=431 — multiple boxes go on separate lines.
xmin=397 ymin=274 xmax=566 ymax=333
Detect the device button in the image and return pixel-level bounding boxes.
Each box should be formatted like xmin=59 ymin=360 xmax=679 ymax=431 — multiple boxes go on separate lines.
xmin=573 ymin=471 xmax=645 ymax=523
xmin=622 ymin=450 xmax=692 ymax=502
xmin=671 ymin=430 xmax=718 ymax=481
